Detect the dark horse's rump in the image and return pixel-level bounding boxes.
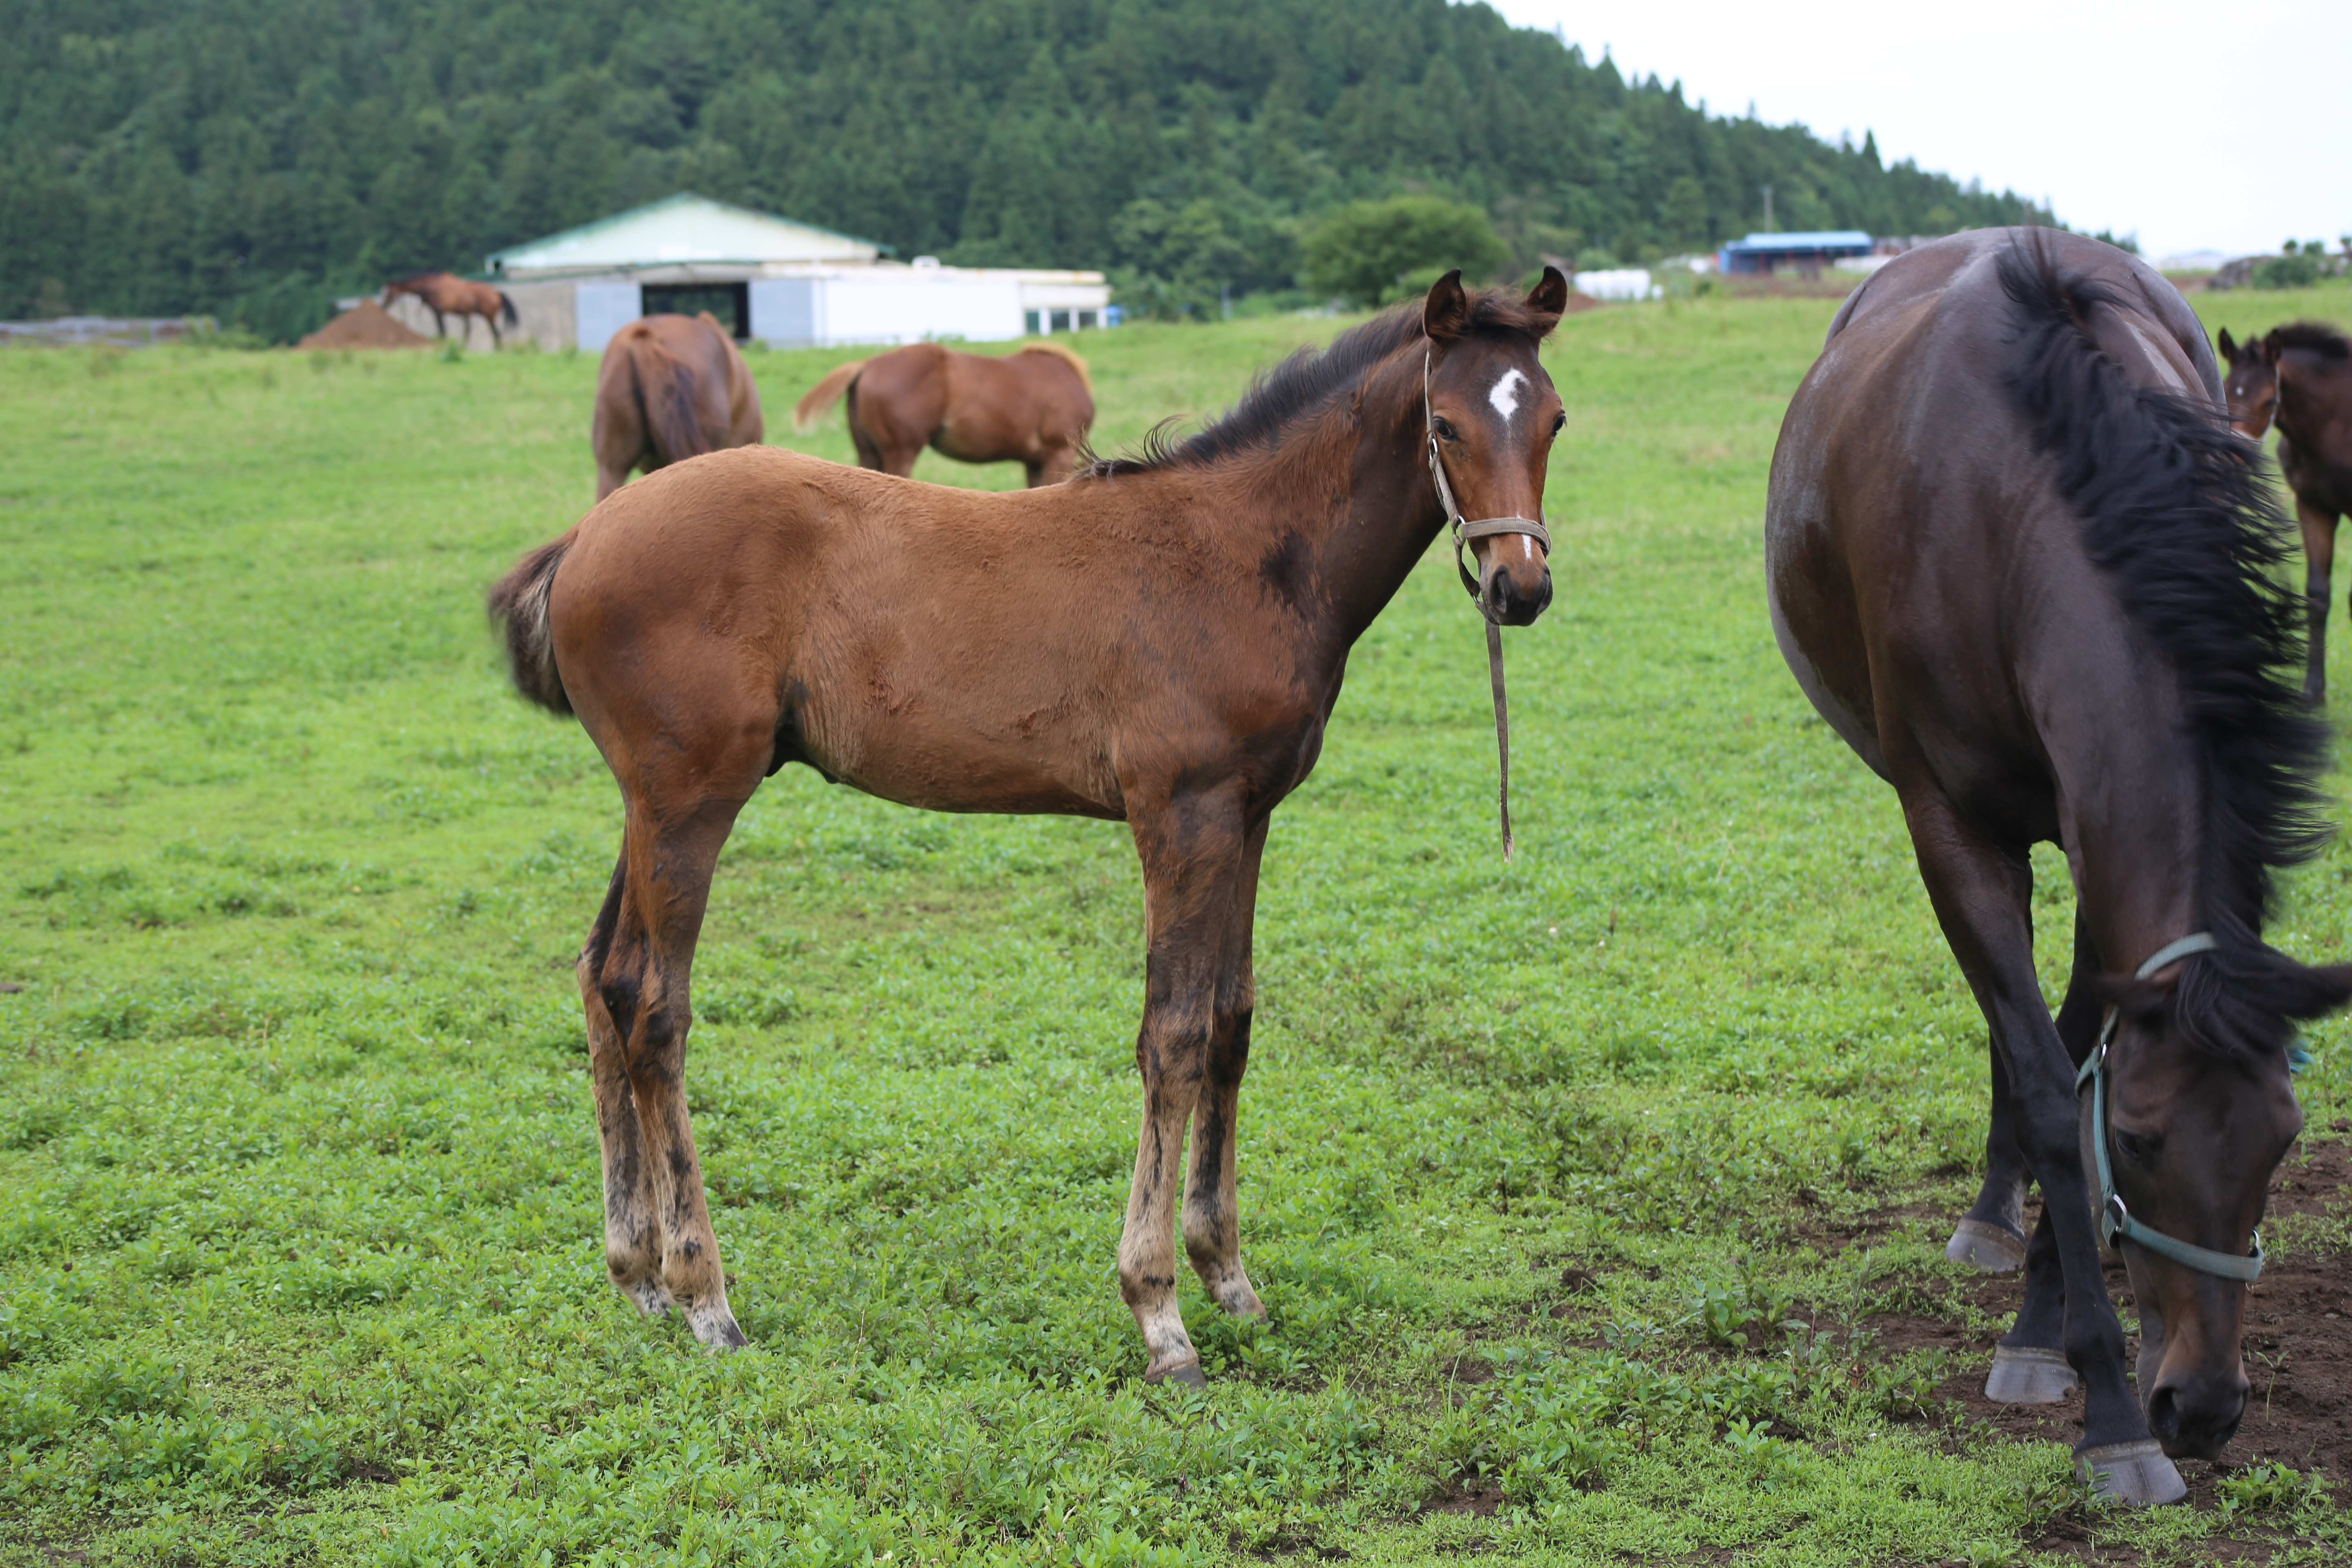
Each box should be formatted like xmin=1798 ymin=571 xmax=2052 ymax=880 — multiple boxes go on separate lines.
xmin=491 ymin=271 xmax=1568 ymax=1376
xmin=1768 ymin=229 xmax=2352 ymax=1503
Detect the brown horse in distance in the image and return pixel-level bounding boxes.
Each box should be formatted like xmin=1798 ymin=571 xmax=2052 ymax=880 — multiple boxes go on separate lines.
xmin=2217 ymin=322 xmax=2352 ymax=699
xmin=590 ymin=312 xmax=765 ymax=501
xmin=1769 ymin=229 xmax=2352 ymax=1503
xmin=794 ymin=342 xmax=1094 ymax=486
xmin=382 ymin=272 xmax=519 ymax=347
xmin=489 ymin=270 xmax=1567 ymax=1377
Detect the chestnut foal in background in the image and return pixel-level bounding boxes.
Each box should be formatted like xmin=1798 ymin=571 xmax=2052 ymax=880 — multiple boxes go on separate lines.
xmin=2217 ymin=323 xmax=2352 ymax=700
xmin=590 ymin=312 xmax=765 ymax=501
xmin=491 ymin=271 xmax=1568 ymax=1381
xmin=792 ymin=341 xmax=1095 ymax=487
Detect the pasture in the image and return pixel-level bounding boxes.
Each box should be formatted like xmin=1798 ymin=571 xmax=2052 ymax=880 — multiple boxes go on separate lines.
xmin=3 ymin=278 xmax=2351 ymax=1565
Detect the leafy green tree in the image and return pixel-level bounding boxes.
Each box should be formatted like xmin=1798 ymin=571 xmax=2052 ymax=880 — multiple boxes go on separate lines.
xmin=1301 ymin=197 xmax=1511 ymax=310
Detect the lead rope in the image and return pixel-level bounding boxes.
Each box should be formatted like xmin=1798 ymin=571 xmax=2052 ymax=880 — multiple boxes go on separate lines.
xmin=1425 ymin=345 xmax=1550 ymax=862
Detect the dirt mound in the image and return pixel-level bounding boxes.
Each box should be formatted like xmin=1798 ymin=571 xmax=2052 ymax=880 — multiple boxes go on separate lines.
xmin=297 ymin=300 xmax=430 ymax=350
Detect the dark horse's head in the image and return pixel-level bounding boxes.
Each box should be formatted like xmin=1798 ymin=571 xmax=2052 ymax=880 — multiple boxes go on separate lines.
xmin=1420 ymin=267 xmax=1571 ymax=626
xmin=2215 ymin=327 xmax=2278 ymax=438
xmin=2093 ymin=947 xmax=2350 ymax=1458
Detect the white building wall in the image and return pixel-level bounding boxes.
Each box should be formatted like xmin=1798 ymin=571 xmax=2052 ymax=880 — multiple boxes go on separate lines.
xmin=575 ymin=282 xmax=644 ymax=352
xmin=817 ymin=273 xmax=1027 ymax=346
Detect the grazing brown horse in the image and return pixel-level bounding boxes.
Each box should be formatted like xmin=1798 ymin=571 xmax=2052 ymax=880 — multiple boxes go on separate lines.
xmin=381 ymin=272 xmax=519 ymax=347
xmin=490 ymin=270 xmax=1566 ymax=1375
xmin=793 ymin=342 xmax=1094 ymax=486
xmin=1769 ymin=229 xmax=2352 ymax=1503
xmin=590 ymin=313 xmax=765 ymax=501
xmin=2217 ymin=323 xmax=2352 ymax=700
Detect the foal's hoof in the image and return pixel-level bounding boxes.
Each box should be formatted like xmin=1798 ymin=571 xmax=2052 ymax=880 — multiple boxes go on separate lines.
xmin=1985 ymin=1345 xmax=2078 ymax=1404
xmin=619 ymin=1277 xmax=677 ymax=1317
xmin=1945 ymin=1219 xmax=2027 ymax=1273
xmin=2075 ymin=1440 xmax=2187 ymax=1506
xmin=686 ymin=1305 xmax=749 ymax=1351
xmin=1147 ymin=1359 xmax=1207 ymax=1387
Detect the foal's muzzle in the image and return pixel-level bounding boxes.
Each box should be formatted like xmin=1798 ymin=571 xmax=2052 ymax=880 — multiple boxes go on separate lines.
xmin=2147 ymin=1367 xmax=2249 ymax=1460
xmin=1484 ymin=566 xmax=1553 ymax=627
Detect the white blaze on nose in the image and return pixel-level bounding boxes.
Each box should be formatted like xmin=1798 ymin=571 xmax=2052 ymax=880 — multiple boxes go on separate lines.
xmin=1488 ymin=368 xmax=1528 ymax=423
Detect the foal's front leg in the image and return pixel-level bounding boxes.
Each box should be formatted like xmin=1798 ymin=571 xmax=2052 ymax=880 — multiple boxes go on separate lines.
xmin=1118 ymin=791 xmax=1250 ymax=1383
xmin=1181 ymin=815 xmax=1269 ymax=1321
xmin=2301 ymin=501 xmax=2339 ymax=703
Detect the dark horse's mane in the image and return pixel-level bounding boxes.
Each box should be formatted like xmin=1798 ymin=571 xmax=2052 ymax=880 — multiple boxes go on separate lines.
xmin=2269 ymin=320 xmax=2350 ymax=359
xmin=1999 ymin=236 xmax=2338 ymax=1057
xmin=1080 ymin=290 xmax=1549 ymax=477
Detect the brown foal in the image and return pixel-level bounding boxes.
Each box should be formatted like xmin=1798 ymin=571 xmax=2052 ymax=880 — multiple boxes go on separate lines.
xmin=381 ymin=271 xmax=519 ymax=347
xmin=590 ymin=312 xmax=766 ymax=501
xmin=2217 ymin=323 xmax=2352 ymax=700
xmin=793 ymin=342 xmax=1094 ymax=486
xmin=491 ymin=271 xmax=1568 ymax=1376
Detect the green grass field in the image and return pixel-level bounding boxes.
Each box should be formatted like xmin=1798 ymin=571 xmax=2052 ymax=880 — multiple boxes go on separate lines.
xmin=4 ymin=278 xmax=2352 ymax=1566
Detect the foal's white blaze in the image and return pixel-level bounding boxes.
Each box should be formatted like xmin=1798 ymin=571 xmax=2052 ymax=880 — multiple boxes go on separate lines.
xmin=1488 ymin=368 xmax=1528 ymax=423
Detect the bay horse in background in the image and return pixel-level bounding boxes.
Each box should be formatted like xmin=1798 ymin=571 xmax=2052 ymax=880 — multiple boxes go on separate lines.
xmin=2217 ymin=323 xmax=2352 ymax=700
xmin=489 ymin=270 xmax=1567 ymax=1378
xmin=793 ymin=341 xmax=1094 ymax=487
xmin=590 ymin=313 xmax=765 ymax=501
xmin=1769 ymin=229 xmax=2352 ymax=1503
xmin=381 ymin=271 xmax=519 ymax=347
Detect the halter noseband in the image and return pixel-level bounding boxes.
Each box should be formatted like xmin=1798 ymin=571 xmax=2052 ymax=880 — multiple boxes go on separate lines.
xmin=2074 ymin=931 xmax=2266 ymax=1283
xmin=1424 ymin=343 xmax=1554 ymax=863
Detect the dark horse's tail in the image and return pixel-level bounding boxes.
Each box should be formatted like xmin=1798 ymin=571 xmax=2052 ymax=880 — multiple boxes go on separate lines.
xmin=1998 ymin=234 xmax=2348 ymax=1049
xmin=487 ymin=536 xmax=574 ymax=716
xmin=499 ymin=290 xmax=519 ymax=326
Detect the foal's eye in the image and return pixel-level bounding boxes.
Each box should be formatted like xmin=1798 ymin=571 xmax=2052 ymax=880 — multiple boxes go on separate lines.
xmin=1434 ymin=417 xmax=1459 ymax=442
xmin=2114 ymin=1130 xmax=2156 ymax=1167
xmin=1550 ymin=412 xmax=1567 ymax=436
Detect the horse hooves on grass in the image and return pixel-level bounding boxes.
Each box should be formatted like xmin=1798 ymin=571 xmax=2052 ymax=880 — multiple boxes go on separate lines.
xmin=1944 ymin=1219 xmax=2027 ymax=1272
xmin=1149 ymin=1361 xmax=1208 ymax=1387
xmin=1984 ymin=1344 xmax=2078 ymax=1403
xmin=2075 ymin=1440 xmax=2187 ymax=1506
xmin=687 ymin=1308 xmax=749 ymax=1351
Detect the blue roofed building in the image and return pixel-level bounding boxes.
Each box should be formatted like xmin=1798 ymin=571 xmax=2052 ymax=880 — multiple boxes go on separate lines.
xmin=1718 ymin=231 xmax=1875 ymax=276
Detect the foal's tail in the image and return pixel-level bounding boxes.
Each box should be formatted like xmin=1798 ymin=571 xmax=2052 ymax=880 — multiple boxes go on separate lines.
xmin=793 ymin=359 xmax=868 ymax=433
xmin=486 ymin=535 xmax=575 ymax=716
xmin=625 ymin=325 xmax=712 ymax=465
xmin=498 ymin=290 xmax=519 ymax=326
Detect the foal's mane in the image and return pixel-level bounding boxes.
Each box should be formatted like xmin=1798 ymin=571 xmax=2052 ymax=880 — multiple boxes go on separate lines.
xmin=1999 ymin=236 xmax=2339 ymax=1055
xmin=1080 ymin=290 xmax=1548 ymax=477
xmin=2270 ymin=320 xmax=2350 ymax=360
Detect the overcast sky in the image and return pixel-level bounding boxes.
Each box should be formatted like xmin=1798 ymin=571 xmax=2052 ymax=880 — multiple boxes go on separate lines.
xmin=1486 ymin=0 xmax=2349 ymax=261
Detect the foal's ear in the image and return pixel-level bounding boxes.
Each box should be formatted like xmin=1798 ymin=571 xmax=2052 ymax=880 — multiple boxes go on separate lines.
xmin=2261 ymin=329 xmax=2284 ymax=363
xmin=1423 ymin=270 xmax=1471 ymax=341
xmin=2216 ymin=327 xmax=2237 ymax=360
xmin=1525 ymin=264 xmax=1570 ymax=327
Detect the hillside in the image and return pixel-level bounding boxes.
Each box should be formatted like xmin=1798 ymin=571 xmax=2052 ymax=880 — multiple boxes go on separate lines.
xmin=0 ymin=0 xmax=2054 ymax=337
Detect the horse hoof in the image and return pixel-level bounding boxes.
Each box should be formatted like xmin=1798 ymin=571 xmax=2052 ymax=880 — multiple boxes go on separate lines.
xmin=1148 ymin=1360 xmax=1207 ymax=1387
xmin=687 ymin=1307 xmax=748 ymax=1350
xmin=2075 ymin=1440 xmax=2187 ymax=1506
xmin=1945 ymin=1219 xmax=2027 ymax=1272
xmin=1985 ymin=1345 xmax=2078 ymax=1403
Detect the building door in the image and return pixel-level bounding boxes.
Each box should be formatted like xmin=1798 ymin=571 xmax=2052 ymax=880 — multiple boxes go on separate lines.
xmin=642 ymin=282 xmax=752 ymax=339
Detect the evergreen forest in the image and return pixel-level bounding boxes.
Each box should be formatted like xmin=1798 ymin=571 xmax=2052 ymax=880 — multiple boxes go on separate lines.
xmin=0 ymin=0 xmax=2058 ymax=338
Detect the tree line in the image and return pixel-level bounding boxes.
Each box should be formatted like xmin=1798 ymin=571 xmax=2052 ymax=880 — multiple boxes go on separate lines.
xmin=0 ymin=0 xmax=2057 ymax=338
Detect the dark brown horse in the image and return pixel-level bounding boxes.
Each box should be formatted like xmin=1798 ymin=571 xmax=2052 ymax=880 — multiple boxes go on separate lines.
xmin=793 ymin=342 xmax=1094 ymax=486
xmin=382 ymin=271 xmax=519 ymax=347
xmin=590 ymin=313 xmax=766 ymax=501
xmin=1769 ymin=229 xmax=2352 ymax=1503
xmin=2218 ymin=322 xmax=2352 ymax=700
xmin=489 ymin=271 xmax=1566 ymax=1375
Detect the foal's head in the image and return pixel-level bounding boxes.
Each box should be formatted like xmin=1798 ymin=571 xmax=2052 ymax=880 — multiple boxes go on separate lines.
xmin=1421 ymin=268 xmax=1572 ymax=626
xmin=2095 ymin=950 xmax=2352 ymax=1458
xmin=2215 ymin=327 xmax=2278 ymax=438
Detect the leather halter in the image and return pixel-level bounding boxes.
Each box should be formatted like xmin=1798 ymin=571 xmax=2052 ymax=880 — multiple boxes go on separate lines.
xmin=1424 ymin=344 xmax=1553 ymax=862
xmin=2074 ymin=931 xmax=2267 ymax=1283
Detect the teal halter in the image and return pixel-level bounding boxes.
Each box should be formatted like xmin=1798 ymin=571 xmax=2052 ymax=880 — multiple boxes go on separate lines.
xmin=2074 ymin=931 xmax=2266 ymax=1283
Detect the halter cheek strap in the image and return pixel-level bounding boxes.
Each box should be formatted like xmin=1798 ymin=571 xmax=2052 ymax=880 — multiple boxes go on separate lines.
xmin=2074 ymin=931 xmax=2267 ymax=1283
xmin=1424 ymin=345 xmax=1554 ymax=863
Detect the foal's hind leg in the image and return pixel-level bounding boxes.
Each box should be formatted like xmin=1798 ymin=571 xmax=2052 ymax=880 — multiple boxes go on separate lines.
xmin=1947 ymin=1043 xmax=2030 ymax=1271
xmin=1181 ymin=815 xmax=1269 ymax=1321
xmin=1118 ymin=787 xmax=1250 ymax=1383
xmin=579 ymin=855 xmax=667 ymax=1314
xmin=2302 ymin=502 xmax=2339 ymax=703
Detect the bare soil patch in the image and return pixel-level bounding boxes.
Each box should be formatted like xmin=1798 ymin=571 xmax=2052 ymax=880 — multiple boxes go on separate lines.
xmin=296 ymin=301 xmax=430 ymax=349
